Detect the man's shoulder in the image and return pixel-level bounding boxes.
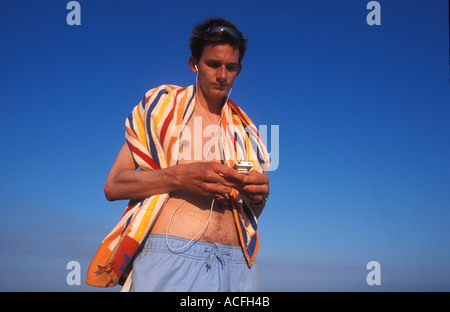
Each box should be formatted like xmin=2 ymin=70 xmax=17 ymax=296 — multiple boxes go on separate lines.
xmin=135 ymin=84 xmax=194 ymax=115
xmin=143 ymin=84 xmax=192 ymax=99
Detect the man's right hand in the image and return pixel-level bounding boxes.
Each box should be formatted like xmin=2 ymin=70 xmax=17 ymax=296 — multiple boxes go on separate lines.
xmin=171 ymin=162 xmax=248 ymax=196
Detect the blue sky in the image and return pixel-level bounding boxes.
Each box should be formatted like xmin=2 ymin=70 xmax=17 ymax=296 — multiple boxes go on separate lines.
xmin=0 ymin=0 xmax=449 ymax=291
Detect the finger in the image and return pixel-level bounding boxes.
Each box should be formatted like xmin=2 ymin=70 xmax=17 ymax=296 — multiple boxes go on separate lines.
xmin=213 ymin=164 xmax=248 ymax=184
xmin=201 ymin=168 xmax=242 ymax=187
xmin=238 ymin=189 xmax=266 ymax=204
xmin=243 ymin=172 xmax=269 ymax=185
xmin=201 ymin=181 xmax=232 ymax=195
xmin=219 ymin=164 xmax=246 ymax=179
xmin=238 ymin=182 xmax=269 ymax=195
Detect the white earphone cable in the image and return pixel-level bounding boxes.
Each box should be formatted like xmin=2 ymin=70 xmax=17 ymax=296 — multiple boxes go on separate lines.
xmin=165 ymin=74 xmax=233 ymax=252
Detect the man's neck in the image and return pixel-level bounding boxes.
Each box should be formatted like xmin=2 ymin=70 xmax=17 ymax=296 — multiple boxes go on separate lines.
xmin=196 ymin=90 xmax=226 ymax=117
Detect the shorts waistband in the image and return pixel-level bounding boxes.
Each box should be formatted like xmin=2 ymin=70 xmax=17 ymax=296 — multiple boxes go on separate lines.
xmin=143 ymin=234 xmax=248 ymax=263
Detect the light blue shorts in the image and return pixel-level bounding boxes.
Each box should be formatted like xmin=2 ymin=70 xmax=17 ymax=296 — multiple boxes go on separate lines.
xmin=130 ymin=234 xmax=259 ymax=292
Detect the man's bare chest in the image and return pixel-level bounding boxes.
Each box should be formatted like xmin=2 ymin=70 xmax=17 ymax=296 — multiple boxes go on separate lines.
xmin=176 ymin=116 xmax=225 ymax=165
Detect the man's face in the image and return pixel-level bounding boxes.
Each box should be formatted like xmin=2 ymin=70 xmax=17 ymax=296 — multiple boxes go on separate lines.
xmin=193 ymin=44 xmax=242 ymax=101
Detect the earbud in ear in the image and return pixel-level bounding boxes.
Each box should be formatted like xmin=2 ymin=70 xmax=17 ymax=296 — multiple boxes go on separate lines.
xmin=194 ymin=65 xmax=198 ymax=72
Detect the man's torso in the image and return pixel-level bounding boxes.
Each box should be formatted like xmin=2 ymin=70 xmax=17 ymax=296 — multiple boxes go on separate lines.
xmin=150 ymin=112 xmax=240 ymax=246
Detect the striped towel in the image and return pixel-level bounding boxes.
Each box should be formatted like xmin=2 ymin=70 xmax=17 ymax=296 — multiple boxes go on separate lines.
xmin=86 ymin=84 xmax=270 ymax=288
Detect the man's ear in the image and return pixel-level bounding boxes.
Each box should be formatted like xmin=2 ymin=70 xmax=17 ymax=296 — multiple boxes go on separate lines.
xmin=188 ymin=56 xmax=198 ymax=73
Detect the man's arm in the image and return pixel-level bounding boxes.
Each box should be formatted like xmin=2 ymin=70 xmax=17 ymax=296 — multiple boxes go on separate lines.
xmin=104 ymin=143 xmax=178 ymax=201
xmin=104 ymin=143 xmax=249 ymax=201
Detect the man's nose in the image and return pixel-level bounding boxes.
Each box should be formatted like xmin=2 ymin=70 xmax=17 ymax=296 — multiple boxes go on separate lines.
xmin=216 ymin=66 xmax=228 ymax=81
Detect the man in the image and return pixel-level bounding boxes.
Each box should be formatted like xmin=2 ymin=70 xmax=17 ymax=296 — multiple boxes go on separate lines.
xmin=86 ymin=17 xmax=270 ymax=292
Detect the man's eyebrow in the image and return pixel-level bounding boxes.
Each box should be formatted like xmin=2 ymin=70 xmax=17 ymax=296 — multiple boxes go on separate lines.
xmin=204 ymin=58 xmax=239 ymax=66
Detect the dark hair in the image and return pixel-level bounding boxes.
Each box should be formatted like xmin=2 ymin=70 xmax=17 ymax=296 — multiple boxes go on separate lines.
xmin=189 ymin=17 xmax=247 ymax=64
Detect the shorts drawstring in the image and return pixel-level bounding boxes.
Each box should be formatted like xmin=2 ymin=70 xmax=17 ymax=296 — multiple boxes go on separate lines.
xmin=205 ymin=243 xmax=229 ymax=271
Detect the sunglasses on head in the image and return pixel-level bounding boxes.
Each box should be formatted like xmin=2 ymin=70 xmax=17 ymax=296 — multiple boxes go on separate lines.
xmin=204 ymin=26 xmax=244 ymax=41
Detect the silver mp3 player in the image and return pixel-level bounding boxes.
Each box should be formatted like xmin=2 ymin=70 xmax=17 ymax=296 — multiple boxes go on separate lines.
xmin=233 ymin=161 xmax=253 ymax=174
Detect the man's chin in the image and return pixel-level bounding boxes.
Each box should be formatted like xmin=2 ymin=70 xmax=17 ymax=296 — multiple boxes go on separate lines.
xmin=200 ymin=85 xmax=231 ymax=102
xmin=210 ymin=87 xmax=230 ymax=99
